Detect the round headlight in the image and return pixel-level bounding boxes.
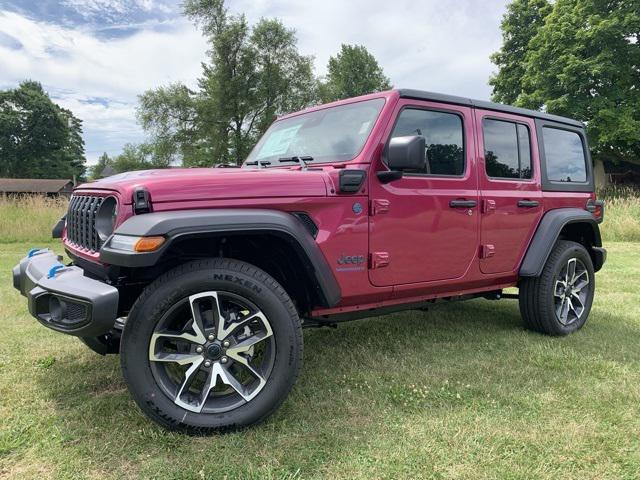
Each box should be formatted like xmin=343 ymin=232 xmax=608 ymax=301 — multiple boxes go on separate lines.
xmin=95 ymin=196 xmax=118 ymax=241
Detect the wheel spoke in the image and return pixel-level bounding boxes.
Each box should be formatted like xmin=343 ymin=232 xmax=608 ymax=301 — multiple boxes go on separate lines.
xmin=556 ymin=297 xmax=570 ymax=324
xmin=565 ymin=258 xmax=577 ymax=284
xmin=151 ymin=351 xmax=203 ymax=365
xmin=174 ymin=358 xmax=206 ymax=412
xmin=570 ymin=269 xmax=588 ymax=287
xmin=573 ymin=278 xmax=589 ymax=293
xmin=215 ymin=364 xmax=257 ymax=402
xmin=554 ymin=280 xmax=566 ymax=298
xmin=218 ymin=311 xmax=271 ymax=341
xmin=148 ymin=330 xmax=204 ymax=363
xmin=569 ymin=293 xmax=585 ymax=316
xmin=189 ymin=292 xmax=223 ymax=342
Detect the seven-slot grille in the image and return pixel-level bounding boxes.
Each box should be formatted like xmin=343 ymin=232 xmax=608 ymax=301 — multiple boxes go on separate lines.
xmin=66 ymin=195 xmax=105 ymax=252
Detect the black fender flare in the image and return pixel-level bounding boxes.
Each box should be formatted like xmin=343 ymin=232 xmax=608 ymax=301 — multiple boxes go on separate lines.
xmin=100 ymin=209 xmax=341 ymax=307
xmin=519 ymin=208 xmax=603 ymax=277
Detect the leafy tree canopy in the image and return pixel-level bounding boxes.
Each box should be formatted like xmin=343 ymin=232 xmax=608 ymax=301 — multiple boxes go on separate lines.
xmin=138 ymin=0 xmax=317 ymax=166
xmin=0 ymin=81 xmax=85 ymax=179
xmin=320 ymin=44 xmax=392 ymax=103
xmin=87 ymin=144 xmax=169 ymax=179
xmin=491 ymin=0 xmax=640 ymax=165
xmin=489 ymin=0 xmax=552 ymax=105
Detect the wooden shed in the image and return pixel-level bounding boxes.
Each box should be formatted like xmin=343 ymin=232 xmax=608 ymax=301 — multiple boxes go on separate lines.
xmin=0 ymin=178 xmax=75 ymax=197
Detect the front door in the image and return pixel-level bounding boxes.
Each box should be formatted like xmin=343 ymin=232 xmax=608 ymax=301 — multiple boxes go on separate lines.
xmin=368 ymin=100 xmax=479 ymax=287
xmin=474 ymin=109 xmax=543 ymax=274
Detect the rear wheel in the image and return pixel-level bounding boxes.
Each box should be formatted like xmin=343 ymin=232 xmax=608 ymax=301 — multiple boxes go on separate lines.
xmin=519 ymin=240 xmax=595 ymax=336
xmin=120 ymin=258 xmax=303 ymax=433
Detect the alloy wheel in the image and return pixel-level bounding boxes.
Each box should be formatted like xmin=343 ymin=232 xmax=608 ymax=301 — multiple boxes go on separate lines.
xmin=553 ymin=257 xmax=590 ymax=326
xmin=148 ymin=291 xmax=276 ymax=413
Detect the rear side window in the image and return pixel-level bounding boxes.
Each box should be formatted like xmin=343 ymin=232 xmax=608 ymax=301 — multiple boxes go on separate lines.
xmin=542 ymin=127 xmax=587 ymax=183
xmin=390 ymin=108 xmax=464 ymax=176
xmin=483 ymin=119 xmax=532 ymax=180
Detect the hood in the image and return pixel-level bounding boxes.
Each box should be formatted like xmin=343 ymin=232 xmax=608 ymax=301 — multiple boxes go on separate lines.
xmin=77 ymin=167 xmax=329 ymax=204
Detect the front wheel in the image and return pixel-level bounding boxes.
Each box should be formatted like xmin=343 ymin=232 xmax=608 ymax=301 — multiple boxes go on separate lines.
xmin=120 ymin=258 xmax=303 ymax=433
xmin=519 ymin=240 xmax=595 ymax=336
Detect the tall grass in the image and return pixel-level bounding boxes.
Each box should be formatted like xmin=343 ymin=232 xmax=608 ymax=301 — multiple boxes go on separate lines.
xmin=0 ymin=188 xmax=637 ymax=244
xmin=598 ymin=186 xmax=640 ymax=242
xmin=0 ymin=195 xmax=68 ymax=244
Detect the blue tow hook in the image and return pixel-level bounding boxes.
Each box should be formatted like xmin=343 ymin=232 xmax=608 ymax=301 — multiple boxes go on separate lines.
xmin=28 ymin=248 xmax=43 ymax=258
xmin=47 ymin=264 xmax=66 ymax=279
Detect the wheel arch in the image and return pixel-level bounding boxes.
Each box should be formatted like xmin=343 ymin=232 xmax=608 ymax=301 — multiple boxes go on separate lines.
xmin=520 ymin=208 xmax=604 ymax=277
xmin=100 ymin=209 xmax=341 ymax=312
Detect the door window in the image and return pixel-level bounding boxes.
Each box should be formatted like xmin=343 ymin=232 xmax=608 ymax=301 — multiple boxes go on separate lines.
xmin=390 ymin=108 xmax=464 ymax=176
xmin=483 ymin=119 xmax=532 ymax=180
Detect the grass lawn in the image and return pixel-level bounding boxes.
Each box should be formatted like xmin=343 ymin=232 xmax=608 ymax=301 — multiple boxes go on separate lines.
xmin=0 ymin=241 xmax=638 ymax=479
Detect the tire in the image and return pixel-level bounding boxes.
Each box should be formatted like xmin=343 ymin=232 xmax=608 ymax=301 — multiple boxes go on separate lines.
xmin=519 ymin=240 xmax=595 ymax=336
xmin=120 ymin=258 xmax=303 ymax=433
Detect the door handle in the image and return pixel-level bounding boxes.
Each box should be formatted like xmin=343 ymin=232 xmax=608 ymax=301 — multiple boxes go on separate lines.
xmin=449 ymin=199 xmax=477 ymax=208
xmin=517 ymin=200 xmax=539 ymax=208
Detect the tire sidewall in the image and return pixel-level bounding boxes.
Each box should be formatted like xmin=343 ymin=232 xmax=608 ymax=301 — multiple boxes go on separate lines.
xmin=120 ymin=260 xmax=301 ymax=431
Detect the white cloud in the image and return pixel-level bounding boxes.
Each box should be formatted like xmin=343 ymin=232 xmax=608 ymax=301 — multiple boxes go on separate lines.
xmin=0 ymin=1 xmax=509 ymax=165
xmin=231 ymin=0 xmax=507 ymax=99
xmin=0 ymin=9 xmax=207 ymax=163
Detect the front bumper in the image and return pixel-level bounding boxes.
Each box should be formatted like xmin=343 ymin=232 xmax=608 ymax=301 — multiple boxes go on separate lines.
xmin=12 ymin=249 xmax=119 ymax=337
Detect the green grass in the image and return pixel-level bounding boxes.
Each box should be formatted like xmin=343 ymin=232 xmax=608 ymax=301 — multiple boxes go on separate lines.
xmin=1 ymin=241 xmax=639 ymax=479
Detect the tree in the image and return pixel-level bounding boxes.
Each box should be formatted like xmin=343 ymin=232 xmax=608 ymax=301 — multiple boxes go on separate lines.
xmin=138 ymin=0 xmax=317 ymax=166
xmin=517 ymin=0 xmax=640 ymax=165
xmin=137 ymin=84 xmax=199 ymax=166
xmin=89 ymin=152 xmax=112 ymax=180
xmin=320 ymin=44 xmax=392 ymax=103
xmin=489 ymin=0 xmax=552 ymax=105
xmin=0 ymin=81 xmax=86 ymax=179
xmin=88 ymin=144 xmax=170 ymax=179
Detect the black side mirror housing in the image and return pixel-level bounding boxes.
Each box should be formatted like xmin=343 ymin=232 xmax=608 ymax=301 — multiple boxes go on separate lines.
xmin=387 ymin=135 xmax=426 ymax=171
xmin=378 ymin=135 xmax=426 ymax=183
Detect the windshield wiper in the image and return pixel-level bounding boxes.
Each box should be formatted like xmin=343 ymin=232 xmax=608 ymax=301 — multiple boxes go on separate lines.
xmin=278 ymin=156 xmax=313 ymax=168
xmin=245 ymin=160 xmax=272 ymax=168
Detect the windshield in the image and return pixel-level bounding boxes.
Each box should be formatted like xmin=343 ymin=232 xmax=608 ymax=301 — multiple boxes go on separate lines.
xmin=244 ymin=98 xmax=385 ymax=166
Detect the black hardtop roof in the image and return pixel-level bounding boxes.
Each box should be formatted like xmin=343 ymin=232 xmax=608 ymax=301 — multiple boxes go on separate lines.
xmin=397 ymin=89 xmax=584 ymax=128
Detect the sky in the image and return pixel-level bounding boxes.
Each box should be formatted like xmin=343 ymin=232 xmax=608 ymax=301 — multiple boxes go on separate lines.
xmin=0 ymin=0 xmax=509 ymax=165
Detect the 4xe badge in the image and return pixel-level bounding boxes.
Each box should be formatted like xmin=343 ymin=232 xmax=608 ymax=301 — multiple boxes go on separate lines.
xmin=336 ymin=254 xmax=366 ymax=272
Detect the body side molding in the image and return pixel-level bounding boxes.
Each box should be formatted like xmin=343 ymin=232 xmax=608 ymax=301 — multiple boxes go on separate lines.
xmin=519 ymin=208 xmax=603 ymax=277
xmin=100 ymin=209 xmax=341 ymax=307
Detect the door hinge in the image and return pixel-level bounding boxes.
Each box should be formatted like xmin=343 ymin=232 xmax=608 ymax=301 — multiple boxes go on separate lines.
xmin=370 ymin=199 xmax=390 ymax=216
xmin=369 ymin=252 xmax=390 ymax=269
xmin=480 ymin=244 xmax=495 ymax=259
xmin=482 ymin=199 xmax=496 ymax=214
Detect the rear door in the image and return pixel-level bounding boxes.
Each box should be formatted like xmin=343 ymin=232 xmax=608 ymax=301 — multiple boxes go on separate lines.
xmin=475 ymin=109 xmax=543 ymax=274
xmin=368 ymin=100 xmax=479 ymax=287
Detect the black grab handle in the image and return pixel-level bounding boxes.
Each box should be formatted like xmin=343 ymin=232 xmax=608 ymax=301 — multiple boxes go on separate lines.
xmin=517 ymin=200 xmax=540 ymax=208
xmin=449 ymin=199 xmax=477 ymax=208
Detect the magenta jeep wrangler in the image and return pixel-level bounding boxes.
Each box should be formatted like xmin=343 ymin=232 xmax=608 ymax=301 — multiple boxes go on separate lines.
xmin=13 ymin=89 xmax=606 ymax=432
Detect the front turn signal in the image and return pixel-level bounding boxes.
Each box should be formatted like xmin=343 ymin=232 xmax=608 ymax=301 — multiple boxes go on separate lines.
xmin=134 ymin=236 xmax=165 ymax=252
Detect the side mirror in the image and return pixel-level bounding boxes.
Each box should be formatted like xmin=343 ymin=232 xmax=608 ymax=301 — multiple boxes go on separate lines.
xmin=378 ymin=135 xmax=426 ymax=183
xmin=388 ymin=135 xmax=426 ymax=170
